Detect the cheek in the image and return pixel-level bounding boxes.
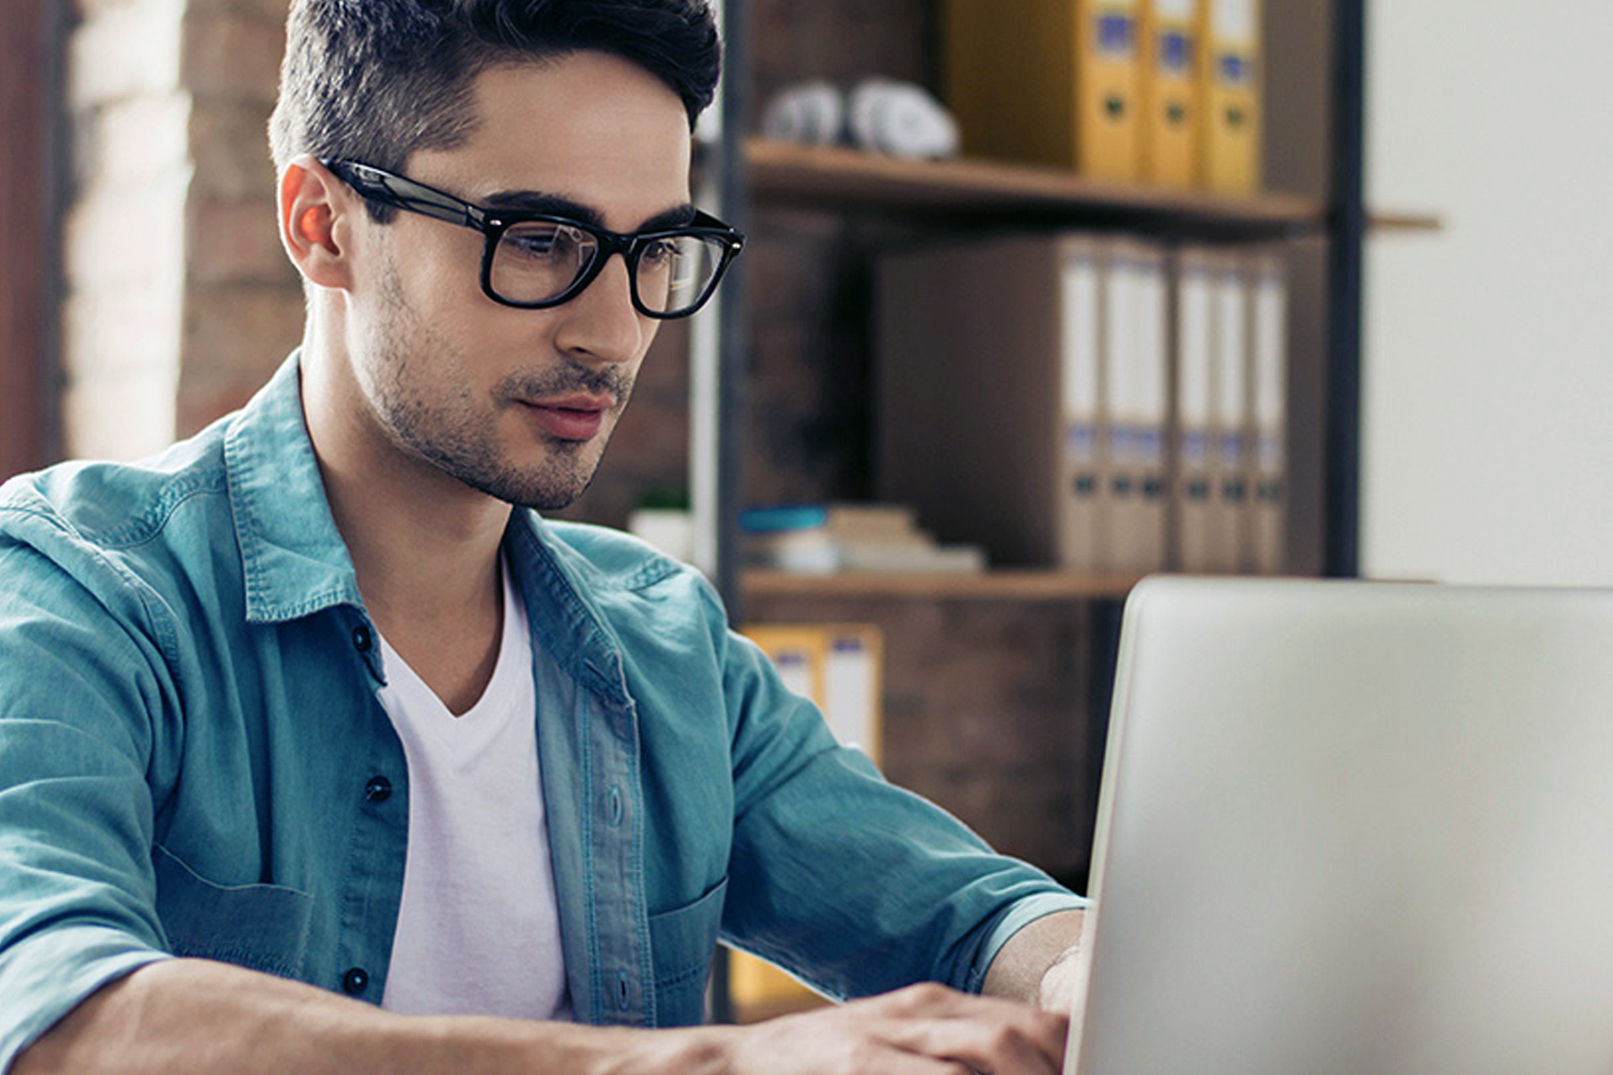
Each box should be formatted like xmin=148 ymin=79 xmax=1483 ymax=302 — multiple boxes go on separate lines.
xmin=390 ymin=224 xmax=498 ymax=320
xmin=395 ymin=278 xmax=542 ymax=375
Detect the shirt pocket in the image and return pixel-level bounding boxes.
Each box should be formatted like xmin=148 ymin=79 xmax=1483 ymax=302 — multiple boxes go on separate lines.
xmin=647 ymin=875 xmax=727 ymax=1026
xmin=152 ymin=843 xmax=315 ymax=980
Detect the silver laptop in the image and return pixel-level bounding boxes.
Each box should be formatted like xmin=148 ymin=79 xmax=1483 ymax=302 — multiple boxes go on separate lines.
xmin=1066 ymin=576 xmax=1613 ymax=1075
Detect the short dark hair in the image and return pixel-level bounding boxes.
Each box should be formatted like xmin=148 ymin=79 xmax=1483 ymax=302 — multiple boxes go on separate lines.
xmin=268 ymin=0 xmax=720 ymax=201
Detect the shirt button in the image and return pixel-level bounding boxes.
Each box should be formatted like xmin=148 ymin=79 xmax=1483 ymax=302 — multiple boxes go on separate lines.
xmin=341 ymin=967 xmax=369 ymax=995
xmin=608 ymin=786 xmax=623 ymax=827
xmin=364 ymin=776 xmax=392 ymax=803
xmin=352 ymin=625 xmax=373 ymax=653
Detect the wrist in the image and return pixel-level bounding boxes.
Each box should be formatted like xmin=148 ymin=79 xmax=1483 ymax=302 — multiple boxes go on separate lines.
xmin=1036 ymin=943 xmax=1085 ymax=1012
xmin=621 ymin=1024 xmax=740 ymax=1075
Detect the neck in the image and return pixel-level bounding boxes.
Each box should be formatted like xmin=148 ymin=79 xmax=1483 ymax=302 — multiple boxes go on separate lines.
xmin=299 ymin=328 xmax=512 ymax=713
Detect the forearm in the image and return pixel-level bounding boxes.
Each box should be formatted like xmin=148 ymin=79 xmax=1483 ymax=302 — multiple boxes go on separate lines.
xmin=981 ymin=908 xmax=1087 ymax=1010
xmin=12 ymin=958 xmax=729 ymax=1075
xmin=16 ymin=959 xmax=1072 ymax=1075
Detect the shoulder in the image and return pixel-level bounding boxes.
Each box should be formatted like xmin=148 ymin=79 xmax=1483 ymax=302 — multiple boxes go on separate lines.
xmin=0 ymin=423 xmax=237 ymax=653
xmin=514 ymin=514 xmax=732 ymax=653
xmin=535 ymin=517 xmax=713 ymax=597
xmin=0 ymin=420 xmax=232 ymax=554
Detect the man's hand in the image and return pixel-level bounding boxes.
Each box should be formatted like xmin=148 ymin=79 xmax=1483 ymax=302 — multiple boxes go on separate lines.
xmin=718 ymin=983 xmax=1068 ymax=1075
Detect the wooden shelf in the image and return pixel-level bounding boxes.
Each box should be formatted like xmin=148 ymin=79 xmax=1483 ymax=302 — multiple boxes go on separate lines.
xmin=1364 ymin=209 xmax=1444 ymax=233
xmin=743 ymin=140 xmax=1440 ymax=237
xmin=742 ymin=568 xmax=1148 ymax=603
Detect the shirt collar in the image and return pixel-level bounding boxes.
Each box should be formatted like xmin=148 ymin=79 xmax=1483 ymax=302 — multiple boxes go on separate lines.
xmin=503 ymin=512 xmax=635 ymax=707
xmin=225 ymin=352 xmax=365 ymax=624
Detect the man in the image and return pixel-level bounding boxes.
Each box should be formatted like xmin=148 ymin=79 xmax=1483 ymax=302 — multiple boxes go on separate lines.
xmin=0 ymin=1 xmax=1088 ymax=1072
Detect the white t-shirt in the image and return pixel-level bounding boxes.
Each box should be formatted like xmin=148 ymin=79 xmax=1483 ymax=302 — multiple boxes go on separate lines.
xmin=374 ymin=561 xmax=571 ymax=1020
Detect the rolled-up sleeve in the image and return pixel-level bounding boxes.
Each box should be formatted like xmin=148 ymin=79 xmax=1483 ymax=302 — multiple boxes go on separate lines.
xmin=713 ymin=590 xmax=1088 ymax=1002
xmin=0 ymin=537 xmax=175 ymax=1071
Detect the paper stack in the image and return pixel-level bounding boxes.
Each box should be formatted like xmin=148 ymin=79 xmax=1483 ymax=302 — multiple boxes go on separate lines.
xmin=741 ymin=503 xmax=987 ymax=575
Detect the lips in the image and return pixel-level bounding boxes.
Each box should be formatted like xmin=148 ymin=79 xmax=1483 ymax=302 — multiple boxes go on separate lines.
xmin=517 ymin=394 xmax=614 ymax=442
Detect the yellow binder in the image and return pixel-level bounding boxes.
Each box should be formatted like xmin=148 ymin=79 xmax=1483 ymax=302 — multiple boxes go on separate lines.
xmin=1077 ymin=0 xmax=1144 ymax=180
xmin=943 ymin=0 xmax=1141 ymax=180
xmin=1196 ymin=0 xmax=1262 ymax=193
xmin=1140 ymin=0 xmax=1201 ymax=187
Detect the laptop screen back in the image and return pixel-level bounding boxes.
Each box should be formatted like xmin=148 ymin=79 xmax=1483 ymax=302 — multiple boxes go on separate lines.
xmin=1068 ymin=577 xmax=1613 ymax=1075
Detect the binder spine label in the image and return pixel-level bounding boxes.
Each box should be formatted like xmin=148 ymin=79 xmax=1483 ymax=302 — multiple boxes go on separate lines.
xmin=1182 ymin=430 xmax=1211 ymax=466
xmin=1067 ymin=423 xmax=1100 ymax=463
xmin=1097 ymin=12 xmax=1138 ymax=58
xmin=1153 ymin=0 xmax=1197 ymax=72
xmin=1256 ymin=432 xmax=1283 ymax=469
xmin=1160 ymin=30 xmax=1193 ymax=73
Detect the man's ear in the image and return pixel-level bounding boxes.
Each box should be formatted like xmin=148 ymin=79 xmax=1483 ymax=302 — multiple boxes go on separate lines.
xmin=278 ymin=156 xmax=357 ymax=291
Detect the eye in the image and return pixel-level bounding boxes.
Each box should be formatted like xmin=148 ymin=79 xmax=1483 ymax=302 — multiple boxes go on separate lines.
xmin=638 ymin=238 xmax=680 ymax=268
xmin=503 ymin=223 xmax=588 ymax=261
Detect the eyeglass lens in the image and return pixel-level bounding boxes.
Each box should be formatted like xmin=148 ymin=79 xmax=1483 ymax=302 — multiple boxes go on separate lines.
xmin=489 ymin=223 xmax=729 ymax=314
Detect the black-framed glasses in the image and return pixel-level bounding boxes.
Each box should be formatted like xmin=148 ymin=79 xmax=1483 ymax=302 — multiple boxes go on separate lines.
xmin=323 ymin=159 xmax=745 ymax=320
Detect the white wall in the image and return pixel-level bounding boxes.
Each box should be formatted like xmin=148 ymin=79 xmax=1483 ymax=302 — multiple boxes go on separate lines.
xmin=1363 ymin=0 xmax=1613 ymax=585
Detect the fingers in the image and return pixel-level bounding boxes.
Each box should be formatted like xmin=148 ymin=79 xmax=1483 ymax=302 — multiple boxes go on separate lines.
xmin=889 ymin=1018 xmax=1063 ymax=1075
xmin=725 ymin=983 xmax=1068 ymax=1075
xmin=726 ymin=1005 xmax=976 ymax=1075
xmin=845 ymin=1048 xmax=974 ymax=1075
xmin=869 ymin=984 xmax=1070 ymax=1075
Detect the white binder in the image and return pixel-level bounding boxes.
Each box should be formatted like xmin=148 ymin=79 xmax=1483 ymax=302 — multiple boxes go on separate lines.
xmin=1171 ymin=246 xmax=1217 ymax=572
xmin=1208 ymin=251 xmax=1249 ymax=573
xmin=1101 ymin=238 xmax=1170 ymax=575
xmin=1247 ymin=250 xmax=1288 ymax=575
xmin=1059 ymin=236 xmax=1107 ymax=572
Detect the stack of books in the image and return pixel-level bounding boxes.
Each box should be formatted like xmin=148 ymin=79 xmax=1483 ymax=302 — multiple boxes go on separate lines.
xmin=741 ymin=503 xmax=987 ymax=575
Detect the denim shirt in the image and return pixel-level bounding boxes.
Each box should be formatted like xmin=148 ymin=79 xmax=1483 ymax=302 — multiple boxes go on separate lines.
xmin=0 ymin=355 xmax=1085 ymax=1068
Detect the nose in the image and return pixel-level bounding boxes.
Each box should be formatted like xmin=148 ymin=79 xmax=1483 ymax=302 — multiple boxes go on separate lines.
xmin=553 ymin=251 xmax=647 ymax=366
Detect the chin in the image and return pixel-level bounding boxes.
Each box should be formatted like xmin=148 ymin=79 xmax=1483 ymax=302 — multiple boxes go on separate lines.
xmin=474 ymin=457 xmax=604 ymax=512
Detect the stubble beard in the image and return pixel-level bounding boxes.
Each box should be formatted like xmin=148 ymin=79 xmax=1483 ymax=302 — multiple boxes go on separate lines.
xmin=367 ymin=259 xmax=636 ymax=512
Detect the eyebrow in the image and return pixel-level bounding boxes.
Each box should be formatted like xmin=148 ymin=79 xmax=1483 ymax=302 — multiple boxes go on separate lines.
xmin=480 ymin=190 xmax=697 ymax=233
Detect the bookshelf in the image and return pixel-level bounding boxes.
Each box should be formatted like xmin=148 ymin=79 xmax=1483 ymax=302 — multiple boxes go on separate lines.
xmin=702 ymin=0 xmax=1399 ymax=1023
xmin=707 ymin=1 xmax=1400 ymax=604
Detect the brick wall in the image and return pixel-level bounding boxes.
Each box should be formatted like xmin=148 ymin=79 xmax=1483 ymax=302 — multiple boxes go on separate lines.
xmin=64 ymin=0 xmax=298 ymax=460
xmin=176 ymin=0 xmax=303 ymax=436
